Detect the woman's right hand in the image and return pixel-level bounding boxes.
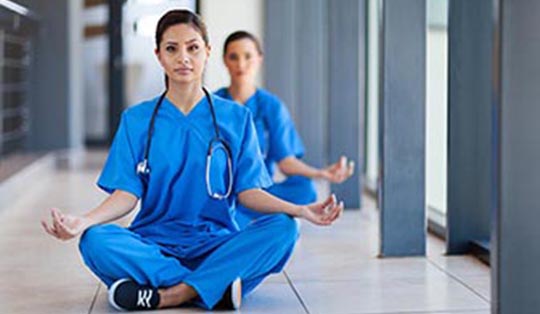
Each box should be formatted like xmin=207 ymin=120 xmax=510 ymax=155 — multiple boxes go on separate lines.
xmin=298 ymin=194 xmax=344 ymax=226
xmin=41 ymin=208 xmax=92 ymax=241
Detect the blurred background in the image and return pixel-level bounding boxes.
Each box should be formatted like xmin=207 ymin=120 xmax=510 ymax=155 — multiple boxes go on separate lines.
xmin=0 ymin=0 xmax=539 ymax=313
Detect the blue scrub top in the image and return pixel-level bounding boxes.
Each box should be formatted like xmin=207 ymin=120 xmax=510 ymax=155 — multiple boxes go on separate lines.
xmin=97 ymin=94 xmax=272 ymax=258
xmin=214 ymin=88 xmax=305 ymax=178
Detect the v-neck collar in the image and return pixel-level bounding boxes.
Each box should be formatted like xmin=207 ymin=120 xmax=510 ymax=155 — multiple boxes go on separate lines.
xmin=224 ymin=88 xmax=260 ymax=118
xmin=162 ymin=94 xmax=208 ymax=120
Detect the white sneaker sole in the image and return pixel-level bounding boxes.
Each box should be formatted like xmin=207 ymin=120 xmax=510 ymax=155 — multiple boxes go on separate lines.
xmin=108 ymin=278 xmax=131 ymax=312
xmin=231 ymin=277 xmax=242 ymax=310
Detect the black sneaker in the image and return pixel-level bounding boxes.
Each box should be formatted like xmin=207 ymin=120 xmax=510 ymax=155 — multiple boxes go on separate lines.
xmin=108 ymin=278 xmax=160 ymax=311
xmin=215 ymin=277 xmax=242 ymax=310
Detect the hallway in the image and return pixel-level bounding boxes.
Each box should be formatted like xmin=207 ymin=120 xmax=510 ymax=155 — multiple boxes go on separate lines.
xmin=0 ymin=152 xmax=490 ymax=313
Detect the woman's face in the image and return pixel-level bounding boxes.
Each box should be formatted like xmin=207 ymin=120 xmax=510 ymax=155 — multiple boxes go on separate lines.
xmin=223 ymin=38 xmax=262 ymax=85
xmin=155 ymin=23 xmax=210 ymax=85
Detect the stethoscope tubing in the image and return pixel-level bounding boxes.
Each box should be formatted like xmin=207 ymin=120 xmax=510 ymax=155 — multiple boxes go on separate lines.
xmin=136 ymin=87 xmax=233 ymax=200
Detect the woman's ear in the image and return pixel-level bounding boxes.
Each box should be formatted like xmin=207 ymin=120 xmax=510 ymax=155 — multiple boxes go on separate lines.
xmin=155 ymin=48 xmax=162 ymax=63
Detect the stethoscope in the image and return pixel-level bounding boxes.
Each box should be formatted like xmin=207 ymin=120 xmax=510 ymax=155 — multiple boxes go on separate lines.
xmin=136 ymin=87 xmax=233 ymax=200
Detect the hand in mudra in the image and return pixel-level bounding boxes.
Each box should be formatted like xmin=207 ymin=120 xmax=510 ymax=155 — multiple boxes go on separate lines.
xmin=320 ymin=156 xmax=355 ymax=183
xmin=41 ymin=208 xmax=91 ymax=241
xmin=299 ymin=194 xmax=344 ymax=226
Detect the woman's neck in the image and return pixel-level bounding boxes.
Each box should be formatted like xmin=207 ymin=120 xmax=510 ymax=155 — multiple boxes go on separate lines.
xmin=166 ymin=81 xmax=204 ymax=115
xmin=228 ymin=82 xmax=257 ymax=105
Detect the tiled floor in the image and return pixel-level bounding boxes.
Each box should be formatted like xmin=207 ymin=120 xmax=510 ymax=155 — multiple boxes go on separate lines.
xmin=0 ymin=152 xmax=491 ymax=313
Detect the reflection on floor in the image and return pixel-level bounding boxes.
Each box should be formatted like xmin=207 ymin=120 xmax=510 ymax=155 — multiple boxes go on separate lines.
xmin=0 ymin=151 xmax=490 ymax=313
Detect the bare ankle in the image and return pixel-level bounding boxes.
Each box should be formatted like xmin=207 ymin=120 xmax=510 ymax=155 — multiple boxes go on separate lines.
xmin=157 ymin=283 xmax=198 ymax=309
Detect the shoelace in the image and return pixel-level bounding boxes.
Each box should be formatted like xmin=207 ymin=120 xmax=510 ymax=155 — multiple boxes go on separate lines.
xmin=137 ymin=289 xmax=153 ymax=308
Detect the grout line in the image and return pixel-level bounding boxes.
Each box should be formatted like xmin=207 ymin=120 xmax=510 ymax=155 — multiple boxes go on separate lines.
xmin=283 ymin=271 xmax=311 ymax=314
xmin=344 ymin=309 xmax=489 ymax=314
xmin=87 ymin=283 xmax=101 ymax=314
xmin=426 ymin=258 xmax=491 ymax=304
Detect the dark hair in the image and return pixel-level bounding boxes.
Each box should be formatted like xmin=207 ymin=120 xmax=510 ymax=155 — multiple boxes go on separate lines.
xmin=223 ymin=30 xmax=263 ymax=56
xmin=155 ymin=10 xmax=209 ymax=87
xmin=156 ymin=9 xmax=209 ymax=49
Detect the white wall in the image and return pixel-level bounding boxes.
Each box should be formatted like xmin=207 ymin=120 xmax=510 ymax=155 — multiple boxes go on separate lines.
xmin=365 ymin=0 xmax=379 ymax=193
xmin=200 ymin=0 xmax=264 ymax=91
xmin=426 ymin=28 xmax=448 ymax=218
xmin=426 ymin=0 xmax=448 ymax=223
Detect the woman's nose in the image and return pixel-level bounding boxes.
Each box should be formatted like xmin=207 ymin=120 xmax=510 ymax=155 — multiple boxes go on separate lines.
xmin=238 ymin=59 xmax=246 ymax=69
xmin=177 ymin=51 xmax=189 ymax=64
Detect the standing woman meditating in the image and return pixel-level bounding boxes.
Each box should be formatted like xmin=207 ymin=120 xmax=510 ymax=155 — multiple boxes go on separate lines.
xmin=40 ymin=10 xmax=344 ymax=312
xmin=216 ymin=31 xmax=355 ymax=228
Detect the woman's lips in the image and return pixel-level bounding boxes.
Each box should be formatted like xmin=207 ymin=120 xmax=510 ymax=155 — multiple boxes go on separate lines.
xmin=174 ymin=68 xmax=192 ymax=74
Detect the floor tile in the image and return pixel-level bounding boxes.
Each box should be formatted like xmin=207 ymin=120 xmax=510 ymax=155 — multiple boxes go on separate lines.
xmin=295 ymin=278 xmax=490 ymax=314
xmin=0 ymin=283 xmax=97 ymax=314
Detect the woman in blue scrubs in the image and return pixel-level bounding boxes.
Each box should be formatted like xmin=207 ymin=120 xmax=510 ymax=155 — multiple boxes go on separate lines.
xmin=40 ymin=10 xmax=343 ymax=312
xmin=216 ymin=31 xmax=355 ymax=228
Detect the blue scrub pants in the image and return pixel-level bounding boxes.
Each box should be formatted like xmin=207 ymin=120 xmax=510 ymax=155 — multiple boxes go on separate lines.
xmin=79 ymin=214 xmax=298 ymax=310
xmin=235 ymin=175 xmax=317 ymax=229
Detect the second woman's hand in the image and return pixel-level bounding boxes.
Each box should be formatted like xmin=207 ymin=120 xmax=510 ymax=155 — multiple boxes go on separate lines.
xmin=297 ymin=194 xmax=344 ymax=226
xmin=41 ymin=208 xmax=93 ymax=241
xmin=319 ymin=156 xmax=355 ymax=183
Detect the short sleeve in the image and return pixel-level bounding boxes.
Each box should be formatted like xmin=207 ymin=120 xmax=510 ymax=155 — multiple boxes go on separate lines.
xmin=266 ymin=99 xmax=305 ymax=163
xmin=97 ymin=112 xmax=144 ymax=199
xmin=233 ymin=112 xmax=273 ymax=194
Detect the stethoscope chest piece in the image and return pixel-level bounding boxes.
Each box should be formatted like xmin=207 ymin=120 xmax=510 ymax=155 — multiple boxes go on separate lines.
xmin=136 ymin=159 xmax=150 ymax=177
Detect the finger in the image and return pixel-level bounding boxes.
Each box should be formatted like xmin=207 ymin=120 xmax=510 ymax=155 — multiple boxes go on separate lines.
xmin=55 ymin=219 xmax=71 ymax=236
xmin=51 ymin=209 xmax=61 ymax=227
xmin=54 ymin=213 xmax=76 ymax=239
xmin=51 ymin=209 xmax=66 ymax=233
xmin=312 ymin=215 xmax=331 ymax=226
xmin=319 ymin=193 xmax=335 ymax=209
xmin=336 ymin=201 xmax=344 ymax=219
xmin=322 ymin=202 xmax=339 ymax=222
xmin=340 ymin=156 xmax=347 ymax=168
xmin=328 ymin=201 xmax=344 ymax=222
xmin=327 ymin=198 xmax=344 ymax=218
xmin=328 ymin=193 xmax=337 ymax=208
xmin=322 ymin=196 xmax=339 ymax=217
xmin=348 ymin=161 xmax=355 ymax=176
xmin=41 ymin=220 xmax=59 ymax=238
xmin=59 ymin=212 xmax=66 ymax=223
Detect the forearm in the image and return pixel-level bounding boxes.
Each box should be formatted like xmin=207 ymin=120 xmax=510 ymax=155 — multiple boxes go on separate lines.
xmin=277 ymin=156 xmax=321 ymax=178
xmin=238 ymin=189 xmax=302 ymax=217
xmin=83 ymin=190 xmax=138 ymax=227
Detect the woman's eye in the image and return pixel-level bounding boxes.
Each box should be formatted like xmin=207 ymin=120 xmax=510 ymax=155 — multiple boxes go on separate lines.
xmin=245 ymin=53 xmax=252 ymax=60
xmin=228 ymin=54 xmax=239 ymax=61
xmin=188 ymin=45 xmax=199 ymax=52
xmin=166 ymin=46 xmax=176 ymax=52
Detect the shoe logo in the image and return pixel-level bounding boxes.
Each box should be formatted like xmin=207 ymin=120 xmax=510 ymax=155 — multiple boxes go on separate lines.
xmin=137 ymin=289 xmax=153 ymax=308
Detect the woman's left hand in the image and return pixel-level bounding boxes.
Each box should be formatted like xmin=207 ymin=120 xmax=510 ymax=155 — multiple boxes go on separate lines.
xmin=298 ymin=194 xmax=344 ymax=226
xmin=41 ymin=208 xmax=91 ymax=241
xmin=319 ymin=156 xmax=355 ymax=183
